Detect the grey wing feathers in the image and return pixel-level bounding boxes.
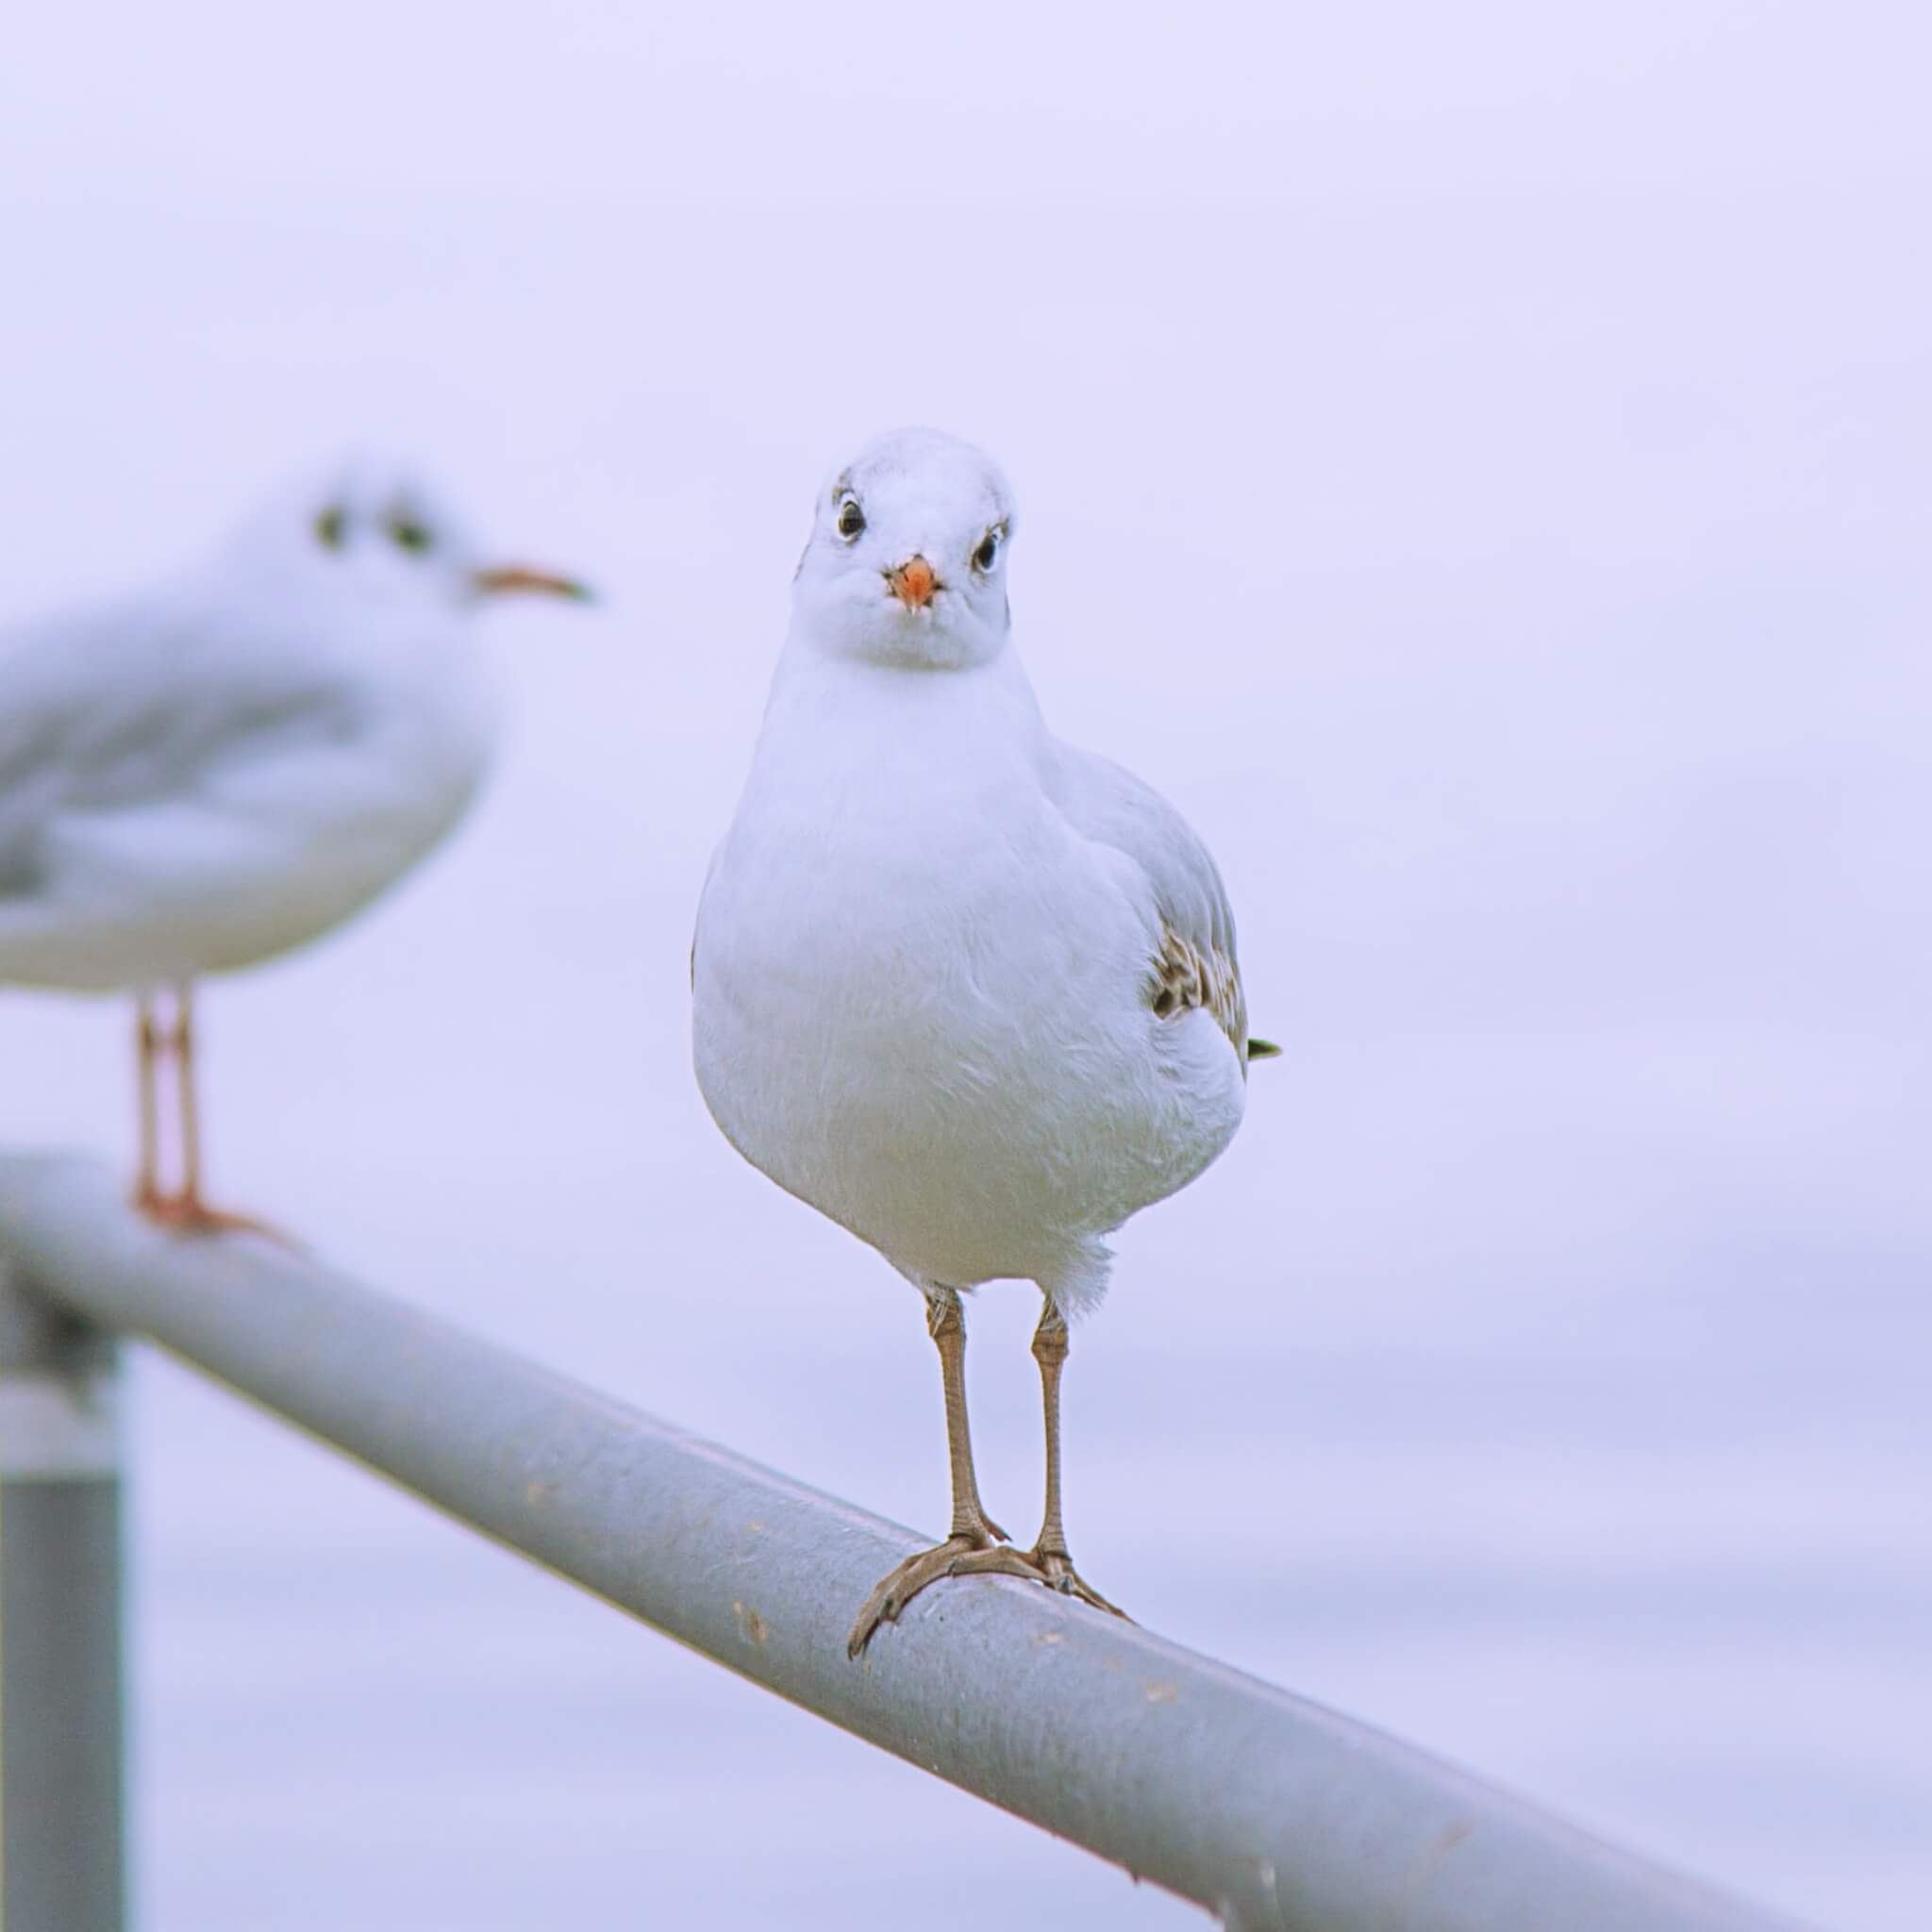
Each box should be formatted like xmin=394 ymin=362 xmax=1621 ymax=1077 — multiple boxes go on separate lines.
xmin=1051 ymin=745 xmax=1263 ymax=1066
xmin=0 ymin=600 xmax=364 ymax=899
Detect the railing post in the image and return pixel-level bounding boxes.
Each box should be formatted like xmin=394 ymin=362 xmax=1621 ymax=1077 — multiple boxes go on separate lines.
xmin=0 ymin=1258 xmax=125 ymax=1932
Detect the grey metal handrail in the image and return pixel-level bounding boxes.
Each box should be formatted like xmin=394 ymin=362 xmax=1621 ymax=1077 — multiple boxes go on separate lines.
xmin=0 ymin=1155 xmax=1813 ymax=1932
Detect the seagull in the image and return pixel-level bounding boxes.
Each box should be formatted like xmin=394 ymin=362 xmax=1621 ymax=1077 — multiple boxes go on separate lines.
xmin=0 ymin=455 xmax=591 ymax=1232
xmin=692 ymin=427 xmax=1275 ymax=1654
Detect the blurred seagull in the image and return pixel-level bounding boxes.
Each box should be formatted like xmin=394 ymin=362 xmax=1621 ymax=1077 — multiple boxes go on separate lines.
xmin=0 ymin=456 xmax=591 ymax=1232
xmin=693 ymin=428 xmax=1276 ymax=1654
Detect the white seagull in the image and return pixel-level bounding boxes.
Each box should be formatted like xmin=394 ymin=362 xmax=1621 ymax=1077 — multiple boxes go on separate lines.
xmin=693 ymin=427 xmax=1275 ymax=1653
xmin=0 ymin=456 xmax=590 ymax=1232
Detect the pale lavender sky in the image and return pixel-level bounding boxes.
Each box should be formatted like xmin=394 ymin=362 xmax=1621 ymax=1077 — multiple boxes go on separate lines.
xmin=1 ymin=7 xmax=1926 ymax=1929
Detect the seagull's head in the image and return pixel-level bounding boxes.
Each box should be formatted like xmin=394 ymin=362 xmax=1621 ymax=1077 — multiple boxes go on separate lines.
xmin=791 ymin=428 xmax=1015 ymax=671
xmin=252 ymin=455 xmax=592 ymax=615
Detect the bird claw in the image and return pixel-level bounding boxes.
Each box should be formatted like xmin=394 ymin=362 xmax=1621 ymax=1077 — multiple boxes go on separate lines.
xmin=949 ymin=1545 xmax=1130 ymax=1621
xmin=848 ymin=1533 xmax=996 ymax=1657
xmin=849 ymin=1538 xmax=1130 ymax=1656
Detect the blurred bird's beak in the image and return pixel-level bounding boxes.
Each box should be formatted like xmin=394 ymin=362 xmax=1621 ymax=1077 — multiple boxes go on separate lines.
xmin=886 ymin=556 xmax=937 ymax=610
xmin=474 ymin=565 xmax=593 ymax=601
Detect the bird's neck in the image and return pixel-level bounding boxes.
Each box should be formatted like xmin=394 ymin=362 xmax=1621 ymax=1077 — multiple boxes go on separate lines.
xmin=748 ymin=626 xmax=1050 ymax=806
xmin=774 ymin=619 xmax=1039 ymax=720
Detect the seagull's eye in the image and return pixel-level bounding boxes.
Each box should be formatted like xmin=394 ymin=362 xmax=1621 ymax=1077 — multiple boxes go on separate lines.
xmin=835 ymin=494 xmax=866 ymax=541
xmin=388 ymin=515 xmax=434 ymax=555
xmin=973 ymin=525 xmax=1004 ymax=573
xmin=314 ymin=508 xmax=346 ymax=550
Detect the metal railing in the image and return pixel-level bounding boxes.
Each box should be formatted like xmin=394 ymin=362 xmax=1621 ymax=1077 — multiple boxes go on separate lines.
xmin=0 ymin=1154 xmax=1811 ymax=1932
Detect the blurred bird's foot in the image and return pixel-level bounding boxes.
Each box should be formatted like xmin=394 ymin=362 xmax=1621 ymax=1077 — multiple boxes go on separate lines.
xmin=848 ymin=1512 xmax=1010 ymax=1657
xmin=139 ymin=1190 xmax=291 ymax=1245
xmin=946 ymin=1542 xmax=1131 ymax=1621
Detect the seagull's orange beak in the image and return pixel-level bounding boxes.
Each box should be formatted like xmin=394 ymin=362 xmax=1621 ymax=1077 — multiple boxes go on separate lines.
xmin=886 ymin=556 xmax=938 ymax=610
xmin=473 ymin=565 xmax=594 ymax=602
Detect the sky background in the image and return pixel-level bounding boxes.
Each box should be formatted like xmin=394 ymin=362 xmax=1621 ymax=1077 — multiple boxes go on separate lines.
xmin=2 ymin=4 xmax=1927 ymax=1927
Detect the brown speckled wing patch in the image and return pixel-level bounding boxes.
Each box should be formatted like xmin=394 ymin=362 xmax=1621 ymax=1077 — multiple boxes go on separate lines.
xmin=1150 ymin=920 xmax=1250 ymax=1065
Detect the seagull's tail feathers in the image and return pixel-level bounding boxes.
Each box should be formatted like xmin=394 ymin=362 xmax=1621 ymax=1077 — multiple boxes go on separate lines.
xmin=1043 ymin=1240 xmax=1114 ymax=1323
xmin=1246 ymin=1037 xmax=1283 ymax=1062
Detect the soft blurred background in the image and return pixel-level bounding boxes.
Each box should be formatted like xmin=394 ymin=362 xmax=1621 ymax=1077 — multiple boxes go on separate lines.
xmin=2 ymin=5 xmax=1927 ymax=1927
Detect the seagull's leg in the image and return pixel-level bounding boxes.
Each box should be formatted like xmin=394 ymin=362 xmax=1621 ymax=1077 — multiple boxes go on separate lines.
xmin=933 ymin=1288 xmax=1008 ymax=1547
xmin=174 ymin=982 xmax=207 ymax=1213
xmin=948 ymin=1303 xmax=1130 ymax=1619
xmin=132 ymin=992 xmax=166 ymax=1215
xmin=1026 ymin=1305 xmax=1127 ymax=1613
xmin=847 ymin=1286 xmax=1010 ymax=1656
xmin=145 ymin=982 xmax=282 ymax=1240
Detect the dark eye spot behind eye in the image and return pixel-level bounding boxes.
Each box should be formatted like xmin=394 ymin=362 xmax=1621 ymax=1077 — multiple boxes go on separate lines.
xmin=315 ymin=507 xmax=346 ymax=550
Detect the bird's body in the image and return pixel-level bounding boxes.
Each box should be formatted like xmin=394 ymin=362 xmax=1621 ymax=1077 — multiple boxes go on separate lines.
xmin=694 ymin=427 xmax=1269 ymax=1647
xmin=696 ymin=636 xmax=1245 ymax=1314
xmin=0 ymin=456 xmax=587 ymax=1227
xmin=0 ymin=560 xmax=495 ymax=991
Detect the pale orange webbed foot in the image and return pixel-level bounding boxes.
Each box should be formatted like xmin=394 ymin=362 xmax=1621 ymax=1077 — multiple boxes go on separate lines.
xmin=138 ymin=1191 xmax=295 ymax=1247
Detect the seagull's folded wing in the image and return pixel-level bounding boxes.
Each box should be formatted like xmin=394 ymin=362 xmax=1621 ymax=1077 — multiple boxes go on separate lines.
xmin=0 ymin=597 xmax=371 ymax=912
xmin=1048 ymin=743 xmax=1257 ymax=1065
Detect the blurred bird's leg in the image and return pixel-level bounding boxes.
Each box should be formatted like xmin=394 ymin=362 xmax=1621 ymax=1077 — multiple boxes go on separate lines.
xmin=172 ymin=982 xmax=209 ymax=1214
xmin=131 ymin=992 xmax=165 ymax=1214
xmin=948 ymin=1303 xmax=1129 ymax=1620
xmin=141 ymin=982 xmax=282 ymax=1241
xmin=847 ymin=1286 xmax=1011 ymax=1657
